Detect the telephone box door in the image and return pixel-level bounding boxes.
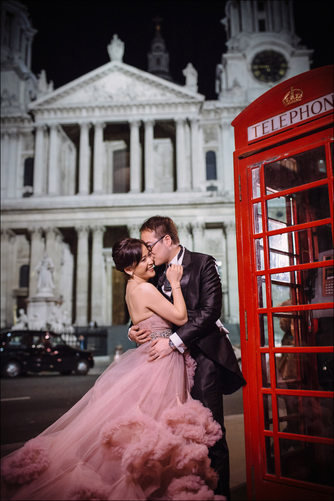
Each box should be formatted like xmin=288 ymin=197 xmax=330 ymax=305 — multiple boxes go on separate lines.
xmin=232 ymin=66 xmax=333 ymax=500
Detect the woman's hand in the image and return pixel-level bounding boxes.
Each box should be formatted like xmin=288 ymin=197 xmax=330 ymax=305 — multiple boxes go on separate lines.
xmin=148 ymin=338 xmax=173 ymax=361
xmin=129 ymin=325 xmax=151 ymax=344
xmin=166 ymin=264 xmax=183 ymax=287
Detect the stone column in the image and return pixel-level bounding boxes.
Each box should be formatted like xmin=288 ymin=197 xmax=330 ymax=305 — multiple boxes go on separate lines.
xmin=1 ymin=132 xmax=10 ymax=198
xmin=45 ymin=227 xmax=63 ymax=294
xmin=130 ymin=120 xmax=141 ymax=193
xmin=103 ymin=251 xmax=113 ymax=326
xmin=190 ymin=118 xmax=203 ymax=191
xmin=79 ymin=122 xmax=91 ymax=195
xmin=7 ymin=130 xmax=18 ymax=198
xmin=177 ymin=222 xmax=193 ymax=250
xmin=128 ymin=224 xmax=140 ymax=239
xmin=225 ymin=221 xmax=239 ymax=323
xmin=176 ymin=118 xmax=188 ymax=191
xmin=33 ymin=124 xmax=46 ymax=195
xmin=75 ymin=226 xmax=90 ymax=325
xmin=48 ymin=124 xmax=60 ymax=195
xmin=28 ymin=227 xmax=45 ymax=297
xmin=1 ymin=229 xmax=15 ymax=327
xmin=221 ymin=119 xmax=234 ymax=194
xmin=192 ymin=220 xmax=205 ymax=253
xmin=91 ymin=226 xmax=105 ymax=325
xmin=144 ymin=120 xmax=154 ymax=192
xmin=93 ymin=121 xmax=105 ymax=194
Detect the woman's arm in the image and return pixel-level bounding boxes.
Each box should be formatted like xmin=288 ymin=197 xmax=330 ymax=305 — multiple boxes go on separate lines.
xmin=140 ymin=265 xmax=187 ymax=326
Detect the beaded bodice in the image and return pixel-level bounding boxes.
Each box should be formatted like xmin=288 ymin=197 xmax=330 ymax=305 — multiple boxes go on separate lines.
xmin=137 ymin=314 xmax=172 ymax=339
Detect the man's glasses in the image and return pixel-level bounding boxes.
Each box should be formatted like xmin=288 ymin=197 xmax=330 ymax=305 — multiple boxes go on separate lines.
xmin=146 ymin=235 xmax=166 ymax=252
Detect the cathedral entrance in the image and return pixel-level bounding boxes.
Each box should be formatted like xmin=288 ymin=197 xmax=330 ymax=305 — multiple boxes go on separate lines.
xmin=232 ymin=66 xmax=333 ymax=500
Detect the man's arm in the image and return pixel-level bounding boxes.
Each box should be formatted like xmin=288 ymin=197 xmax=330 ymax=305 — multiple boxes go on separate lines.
xmin=173 ymin=255 xmax=222 ymax=347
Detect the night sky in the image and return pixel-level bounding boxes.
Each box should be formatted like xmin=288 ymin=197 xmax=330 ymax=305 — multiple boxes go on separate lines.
xmin=19 ymin=0 xmax=333 ymax=100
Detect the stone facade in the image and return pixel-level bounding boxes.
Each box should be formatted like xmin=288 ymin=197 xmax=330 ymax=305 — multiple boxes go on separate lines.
xmin=1 ymin=0 xmax=312 ymax=333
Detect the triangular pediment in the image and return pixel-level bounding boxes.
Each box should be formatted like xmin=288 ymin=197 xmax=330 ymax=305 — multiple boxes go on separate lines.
xmin=30 ymin=61 xmax=204 ymax=109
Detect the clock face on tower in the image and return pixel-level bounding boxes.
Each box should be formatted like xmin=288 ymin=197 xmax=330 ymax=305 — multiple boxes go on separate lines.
xmin=251 ymin=50 xmax=288 ymax=83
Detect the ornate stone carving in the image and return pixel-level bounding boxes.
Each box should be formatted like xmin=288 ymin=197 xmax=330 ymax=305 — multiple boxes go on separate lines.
xmin=107 ymin=34 xmax=124 ymax=62
xmin=183 ymin=63 xmax=198 ymax=93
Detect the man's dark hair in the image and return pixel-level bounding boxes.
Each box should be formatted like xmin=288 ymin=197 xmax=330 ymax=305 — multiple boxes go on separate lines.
xmin=140 ymin=216 xmax=180 ymax=245
xmin=112 ymin=238 xmax=144 ymax=272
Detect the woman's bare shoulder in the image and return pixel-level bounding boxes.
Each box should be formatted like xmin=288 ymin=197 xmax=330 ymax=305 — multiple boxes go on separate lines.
xmin=137 ymin=282 xmax=157 ymax=293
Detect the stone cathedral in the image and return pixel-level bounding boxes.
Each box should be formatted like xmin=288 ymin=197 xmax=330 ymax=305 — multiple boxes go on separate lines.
xmin=1 ymin=0 xmax=312 ymax=338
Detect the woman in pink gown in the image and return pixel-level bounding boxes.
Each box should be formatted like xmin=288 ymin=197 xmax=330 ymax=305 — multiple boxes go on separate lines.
xmin=1 ymin=238 xmax=225 ymax=501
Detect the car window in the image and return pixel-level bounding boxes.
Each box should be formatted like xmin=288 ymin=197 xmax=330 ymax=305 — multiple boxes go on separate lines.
xmin=5 ymin=334 xmax=28 ymax=349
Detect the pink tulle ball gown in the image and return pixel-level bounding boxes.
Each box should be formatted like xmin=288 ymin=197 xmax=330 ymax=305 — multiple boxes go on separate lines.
xmin=1 ymin=314 xmax=225 ymax=501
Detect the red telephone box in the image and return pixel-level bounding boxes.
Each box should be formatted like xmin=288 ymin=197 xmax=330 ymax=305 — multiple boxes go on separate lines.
xmin=232 ymin=66 xmax=333 ymax=500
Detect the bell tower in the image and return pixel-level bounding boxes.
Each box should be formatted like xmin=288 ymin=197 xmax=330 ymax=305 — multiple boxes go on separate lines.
xmin=1 ymin=0 xmax=37 ymax=115
xmin=147 ymin=17 xmax=172 ymax=81
xmin=216 ymin=0 xmax=313 ymax=104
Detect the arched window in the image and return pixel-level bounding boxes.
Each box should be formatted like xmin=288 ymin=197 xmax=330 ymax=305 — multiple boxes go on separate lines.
xmin=23 ymin=157 xmax=34 ymax=187
xmin=19 ymin=265 xmax=30 ymax=288
xmin=206 ymin=151 xmax=217 ymax=180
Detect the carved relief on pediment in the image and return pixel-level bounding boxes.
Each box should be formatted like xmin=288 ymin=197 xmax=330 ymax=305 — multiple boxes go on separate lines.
xmin=57 ymin=72 xmax=176 ymax=106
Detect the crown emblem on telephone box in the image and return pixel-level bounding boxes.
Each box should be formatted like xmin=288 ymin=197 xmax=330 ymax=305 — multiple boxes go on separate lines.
xmin=282 ymin=87 xmax=304 ymax=107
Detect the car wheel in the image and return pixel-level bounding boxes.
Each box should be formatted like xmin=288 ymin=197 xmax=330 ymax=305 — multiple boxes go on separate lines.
xmin=75 ymin=359 xmax=89 ymax=375
xmin=3 ymin=360 xmax=22 ymax=378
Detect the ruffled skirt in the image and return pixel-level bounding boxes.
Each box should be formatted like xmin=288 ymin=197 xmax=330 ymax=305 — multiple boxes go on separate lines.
xmin=1 ymin=343 xmax=225 ymax=500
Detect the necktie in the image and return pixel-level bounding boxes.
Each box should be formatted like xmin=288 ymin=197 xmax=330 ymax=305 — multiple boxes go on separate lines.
xmin=159 ymin=246 xmax=184 ymax=292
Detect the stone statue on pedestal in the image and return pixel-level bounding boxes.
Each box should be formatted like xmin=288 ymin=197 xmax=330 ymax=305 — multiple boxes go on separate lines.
xmin=35 ymin=255 xmax=55 ymax=295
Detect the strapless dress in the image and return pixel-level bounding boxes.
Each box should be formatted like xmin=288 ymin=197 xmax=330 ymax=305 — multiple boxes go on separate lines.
xmin=1 ymin=314 xmax=225 ymax=501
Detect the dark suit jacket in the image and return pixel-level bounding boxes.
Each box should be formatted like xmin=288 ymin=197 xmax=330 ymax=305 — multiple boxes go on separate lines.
xmin=154 ymin=248 xmax=246 ymax=394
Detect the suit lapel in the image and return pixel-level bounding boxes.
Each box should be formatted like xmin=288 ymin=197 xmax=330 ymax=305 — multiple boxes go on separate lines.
xmin=180 ymin=248 xmax=192 ymax=298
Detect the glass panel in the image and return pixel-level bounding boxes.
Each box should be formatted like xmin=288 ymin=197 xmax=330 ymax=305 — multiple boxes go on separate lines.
xmin=271 ymin=268 xmax=333 ymax=306
xmin=269 ymin=224 xmax=333 ymax=269
xmin=273 ymin=310 xmax=334 ymax=348
xmin=253 ymin=202 xmax=263 ymax=233
xmin=259 ymin=314 xmax=268 ymax=346
xmin=276 ymin=352 xmax=333 ymax=391
xmin=255 ymin=238 xmax=264 ymax=270
xmin=252 ymin=166 xmax=261 ymax=198
xmin=263 ymin=394 xmax=273 ymax=430
xmin=264 ymin=146 xmax=327 ymax=194
xmin=257 ymin=276 xmax=267 ymax=307
xmin=277 ymin=395 xmax=333 ymax=437
xmin=261 ymin=353 xmax=270 ymax=387
xmin=280 ymin=439 xmax=333 ymax=485
xmin=265 ymin=436 xmax=275 ymax=474
xmin=267 ymin=185 xmax=330 ymax=231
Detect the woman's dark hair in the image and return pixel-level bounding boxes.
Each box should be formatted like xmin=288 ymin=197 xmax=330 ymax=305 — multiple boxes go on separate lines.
xmin=112 ymin=238 xmax=144 ymax=272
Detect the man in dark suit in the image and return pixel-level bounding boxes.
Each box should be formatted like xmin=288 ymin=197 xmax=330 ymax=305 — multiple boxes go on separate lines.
xmin=129 ymin=216 xmax=246 ymax=499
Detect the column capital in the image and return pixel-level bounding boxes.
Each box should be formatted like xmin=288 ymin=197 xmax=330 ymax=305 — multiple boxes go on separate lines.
xmin=175 ymin=117 xmax=186 ymax=125
xmin=78 ymin=121 xmax=92 ymax=130
xmin=129 ymin=119 xmax=141 ymax=128
xmin=91 ymin=225 xmax=105 ymax=235
xmin=34 ymin=123 xmax=48 ymax=131
xmin=143 ymin=119 xmax=155 ymax=127
xmin=93 ymin=121 xmax=106 ymax=129
xmin=1 ymin=228 xmax=16 ymax=242
xmin=128 ymin=224 xmax=140 ymax=238
xmin=76 ymin=225 xmax=90 ymax=236
xmin=28 ymin=226 xmax=44 ymax=237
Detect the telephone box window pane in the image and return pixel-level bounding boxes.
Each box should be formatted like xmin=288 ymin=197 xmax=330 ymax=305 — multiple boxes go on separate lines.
xmin=265 ymin=436 xmax=275 ymax=474
xmin=255 ymin=238 xmax=264 ymax=270
xmin=261 ymin=353 xmax=270 ymax=387
xmin=280 ymin=439 xmax=333 ymax=485
xmin=263 ymin=394 xmax=273 ymax=430
xmin=267 ymin=185 xmax=330 ymax=231
xmin=277 ymin=395 xmax=333 ymax=438
xmin=264 ymin=146 xmax=327 ymax=194
xmin=275 ymin=353 xmax=333 ymax=392
xmin=259 ymin=314 xmax=268 ymax=346
xmin=271 ymin=271 xmax=298 ymax=306
xmin=251 ymin=167 xmax=261 ymax=198
xmin=253 ymin=202 xmax=263 ymax=233
xmin=257 ymin=276 xmax=267 ymax=307
xmin=269 ymin=225 xmax=333 ymax=269
xmin=273 ymin=310 xmax=333 ymax=348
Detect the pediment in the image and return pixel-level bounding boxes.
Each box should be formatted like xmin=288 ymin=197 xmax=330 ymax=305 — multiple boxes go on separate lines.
xmin=30 ymin=61 xmax=204 ymax=109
